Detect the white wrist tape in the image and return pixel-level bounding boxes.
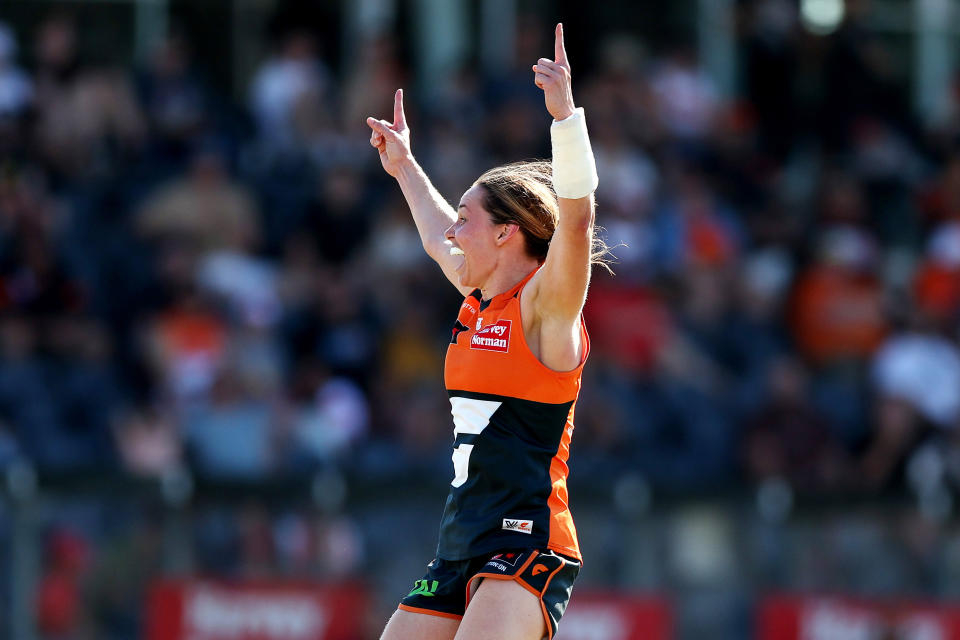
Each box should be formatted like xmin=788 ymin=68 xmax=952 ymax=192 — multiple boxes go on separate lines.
xmin=551 ymin=107 xmax=598 ymax=200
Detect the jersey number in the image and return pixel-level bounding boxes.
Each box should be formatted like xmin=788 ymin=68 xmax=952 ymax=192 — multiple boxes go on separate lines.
xmin=449 ymin=397 xmax=502 ymax=488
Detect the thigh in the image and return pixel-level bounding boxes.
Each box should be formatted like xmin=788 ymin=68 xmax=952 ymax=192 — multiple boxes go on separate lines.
xmin=454 ymin=578 xmax=545 ymax=640
xmin=380 ymin=607 xmax=460 ymax=640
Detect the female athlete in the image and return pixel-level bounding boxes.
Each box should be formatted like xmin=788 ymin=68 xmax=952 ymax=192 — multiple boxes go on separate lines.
xmin=366 ymin=23 xmax=602 ymax=640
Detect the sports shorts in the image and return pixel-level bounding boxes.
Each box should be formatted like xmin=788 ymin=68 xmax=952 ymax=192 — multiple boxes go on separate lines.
xmin=398 ymin=548 xmax=580 ymax=639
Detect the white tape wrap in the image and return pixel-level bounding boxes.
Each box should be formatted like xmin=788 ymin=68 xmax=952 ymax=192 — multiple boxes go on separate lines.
xmin=550 ymin=107 xmax=598 ymax=200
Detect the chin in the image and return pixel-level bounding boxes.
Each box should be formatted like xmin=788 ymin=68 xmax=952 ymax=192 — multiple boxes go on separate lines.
xmin=455 ymin=266 xmax=474 ymax=289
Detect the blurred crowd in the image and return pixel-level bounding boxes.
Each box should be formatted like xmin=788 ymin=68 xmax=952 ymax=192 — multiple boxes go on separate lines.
xmin=1 ymin=2 xmax=960 ymax=635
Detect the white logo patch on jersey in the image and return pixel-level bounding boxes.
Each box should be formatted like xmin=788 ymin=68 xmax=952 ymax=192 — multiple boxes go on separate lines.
xmin=502 ymin=518 xmax=533 ymax=534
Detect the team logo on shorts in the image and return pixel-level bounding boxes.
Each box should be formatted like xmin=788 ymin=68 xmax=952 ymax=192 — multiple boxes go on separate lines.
xmin=490 ymin=552 xmax=522 ymax=567
xmin=407 ymin=579 xmax=439 ymax=597
xmin=502 ymin=518 xmax=533 ymax=534
xmin=471 ymin=320 xmax=511 ymax=353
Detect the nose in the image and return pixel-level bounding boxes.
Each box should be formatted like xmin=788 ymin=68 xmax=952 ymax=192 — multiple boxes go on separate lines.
xmin=444 ymin=222 xmax=456 ymax=241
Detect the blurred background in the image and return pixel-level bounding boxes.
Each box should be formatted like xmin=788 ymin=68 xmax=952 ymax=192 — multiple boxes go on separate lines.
xmin=0 ymin=0 xmax=959 ymax=638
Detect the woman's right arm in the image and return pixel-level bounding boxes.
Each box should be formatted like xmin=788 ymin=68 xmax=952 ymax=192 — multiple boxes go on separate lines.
xmin=367 ymin=90 xmax=471 ymax=295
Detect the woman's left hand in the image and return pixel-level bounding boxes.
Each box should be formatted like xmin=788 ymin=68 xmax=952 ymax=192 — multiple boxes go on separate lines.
xmin=533 ymin=23 xmax=576 ymax=122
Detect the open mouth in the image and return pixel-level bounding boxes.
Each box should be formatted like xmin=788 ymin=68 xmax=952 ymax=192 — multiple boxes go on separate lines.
xmin=449 ymin=247 xmax=465 ymax=256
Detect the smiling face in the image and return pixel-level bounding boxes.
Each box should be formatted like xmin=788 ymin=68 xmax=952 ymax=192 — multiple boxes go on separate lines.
xmin=445 ymin=185 xmax=503 ymax=289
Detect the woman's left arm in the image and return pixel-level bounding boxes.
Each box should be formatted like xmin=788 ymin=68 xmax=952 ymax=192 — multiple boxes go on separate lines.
xmin=527 ymin=24 xmax=597 ymax=325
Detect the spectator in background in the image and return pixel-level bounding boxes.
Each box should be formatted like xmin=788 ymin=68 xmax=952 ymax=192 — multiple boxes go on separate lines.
xmin=137 ymin=31 xmax=214 ymax=170
xmin=418 ymin=67 xmax=488 ymax=201
xmin=32 ymin=13 xmax=146 ymax=181
xmin=582 ymin=34 xmax=656 ymax=146
xmin=284 ymin=358 xmax=369 ymax=470
xmin=197 ymin=246 xmax=281 ymax=330
xmin=856 ymin=296 xmax=960 ymax=492
xmin=0 ymin=22 xmax=33 ymax=119
xmin=42 ymin=316 xmax=120 ymax=471
xmin=363 ymin=194 xmax=434 ymax=275
xmin=652 ymin=166 xmax=743 ymax=276
xmin=182 ymin=367 xmax=278 ymax=480
xmin=248 ymin=28 xmax=330 ymax=152
xmin=144 ymin=286 xmax=228 ymax=405
xmin=616 ymin=267 xmax=739 ymax=489
xmin=857 ymin=396 xmax=932 ymax=492
xmin=0 ymin=316 xmax=50 ymax=465
xmin=481 ymin=16 xmax=552 ymax=162
xmin=589 ymin=82 xmax=660 ymax=280
xmin=312 ymin=274 xmax=381 ymax=386
xmin=849 ymin=117 xmax=923 ymax=247
xmin=919 ymin=152 xmax=960 ymax=223
xmin=742 ymin=357 xmax=848 ymax=491
xmin=790 ymin=226 xmax=887 ymax=367
xmin=377 ymin=304 xmax=444 ymax=393
xmin=342 ymin=33 xmax=406 ymax=138
xmin=113 ymin=404 xmax=182 ymax=478
xmin=236 ymin=502 xmax=275 ymax=578
xmin=872 ymin=314 xmax=960 ymax=431
xmin=726 ymin=248 xmax=793 ymax=413
xmin=913 ymin=221 xmax=960 ymax=323
xmin=0 ymin=312 xmax=117 ymax=472
xmin=0 ymin=418 xmax=20 ymax=468
xmin=0 ymin=186 xmax=85 ymax=316
xmin=302 ymin=165 xmax=374 ymax=266
xmin=789 ymin=224 xmax=886 ymax=441
xmin=134 ymin=145 xmax=260 ymax=254
xmin=35 ymin=527 xmax=89 ymax=639
xmin=649 ymin=45 xmax=719 ymax=146
xmin=84 ymin=511 xmax=165 ymax=639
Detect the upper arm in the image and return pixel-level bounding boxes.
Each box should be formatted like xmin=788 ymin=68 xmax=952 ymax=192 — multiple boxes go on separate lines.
xmin=526 ymin=195 xmax=595 ymax=321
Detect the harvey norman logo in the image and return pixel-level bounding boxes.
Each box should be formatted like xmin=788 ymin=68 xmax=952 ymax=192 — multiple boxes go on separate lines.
xmin=471 ymin=320 xmax=512 ymax=353
xmin=503 ymin=518 xmax=533 ymax=534
xmin=185 ymin=586 xmax=327 ymax=638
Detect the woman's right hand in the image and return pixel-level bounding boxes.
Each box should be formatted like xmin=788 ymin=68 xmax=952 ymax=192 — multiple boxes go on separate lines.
xmin=366 ymin=89 xmax=413 ymax=178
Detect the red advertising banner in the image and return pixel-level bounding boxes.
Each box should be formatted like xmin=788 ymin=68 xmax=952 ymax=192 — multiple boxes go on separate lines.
xmin=145 ymin=579 xmax=369 ymax=640
xmin=758 ymin=594 xmax=960 ymax=640
xmin=557 ymin=591 xmax=672 ymax=640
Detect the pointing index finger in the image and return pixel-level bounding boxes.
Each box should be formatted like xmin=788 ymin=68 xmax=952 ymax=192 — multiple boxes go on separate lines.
xmin=554 ymin=23 xmax=568 ymax=68
xmin=393 ymin=88 xmax=407 ymax=130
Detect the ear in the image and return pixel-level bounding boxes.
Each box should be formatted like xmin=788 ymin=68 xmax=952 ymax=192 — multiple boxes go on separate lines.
xmin=496 ymin=223 xmax=521 ymax=246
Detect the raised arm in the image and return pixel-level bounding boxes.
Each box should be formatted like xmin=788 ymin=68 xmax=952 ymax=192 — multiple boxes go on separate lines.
xmin=524 ymin=24 xmax=597 ymax=351
xmin=366 ymin=90 xmax=472 ymax=296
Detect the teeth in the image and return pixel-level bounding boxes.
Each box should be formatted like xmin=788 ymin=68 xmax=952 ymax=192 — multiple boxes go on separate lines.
xmin=450 ymin=247 xmax=465 ymax=256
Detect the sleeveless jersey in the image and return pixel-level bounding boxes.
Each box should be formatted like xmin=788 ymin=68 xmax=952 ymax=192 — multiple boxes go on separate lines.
xmin=437 ymin=269 xmax=589 ymax=561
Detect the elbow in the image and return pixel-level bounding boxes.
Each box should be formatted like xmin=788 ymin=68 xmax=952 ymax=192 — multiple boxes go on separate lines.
xmin=423 ymin=238 xmax=448 ymax=262
xmin=569 ymin=208 xmax=595 ymax=235
xmin=422 ymin=241 xmax=439 ymax=261
xmin=559 ymin=197 xmax=595 ymax=232
xmin=579 ymin=209 xmax=596 ymax=232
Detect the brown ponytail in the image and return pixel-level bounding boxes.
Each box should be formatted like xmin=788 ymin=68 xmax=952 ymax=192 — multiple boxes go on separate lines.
xmin=474 ymin=160 xmax=614 ymax=272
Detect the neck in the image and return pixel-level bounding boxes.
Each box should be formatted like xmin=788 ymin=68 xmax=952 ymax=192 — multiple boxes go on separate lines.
xmin=480 ymin=256 xmax=539 ymax=301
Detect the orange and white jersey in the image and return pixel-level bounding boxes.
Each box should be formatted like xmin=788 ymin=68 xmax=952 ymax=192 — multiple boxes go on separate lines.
xmin=437 ymin=268 xmax=588 ymax=562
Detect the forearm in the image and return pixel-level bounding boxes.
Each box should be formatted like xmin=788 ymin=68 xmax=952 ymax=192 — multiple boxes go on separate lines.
xmin=395 ymin=160 xmax=457 ymax=259
xmin=552 ymin=112 xmax=597 ymax=235
xmin=551 ymin=109 xmax=597 ymax=210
